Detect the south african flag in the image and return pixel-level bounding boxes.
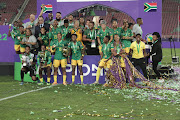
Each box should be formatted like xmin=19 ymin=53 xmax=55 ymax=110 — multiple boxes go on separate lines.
xmin=42 ymin=5 xmax=53 ymax=13
xmin=144 ymin=3 xmax=157 ymax=12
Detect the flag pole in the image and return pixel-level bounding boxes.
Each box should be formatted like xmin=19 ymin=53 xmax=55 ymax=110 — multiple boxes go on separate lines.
xmin=178 ymin=6 xmax=179 ymax=42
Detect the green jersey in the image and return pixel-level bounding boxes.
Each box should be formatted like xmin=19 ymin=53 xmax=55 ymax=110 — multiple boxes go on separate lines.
xmin=37 ymin=50 xmax=52 ymax=65
xmin=102 ymin=43 xmax=114 ymax=59
xmin=12 ymin=29 xmax=20 ymax=45
xmin=39 ymin=33 xmax=49 ymax=46
xmin=68 ymin=41 xmax=83 ymax=60
xmin=60 ymin=25 xmax=73 ymax=41
xmin=110 ymin=27 xmax=122 ymax=43
xmin=49 ymin=27 xmax=61 ymax=42
xmin=54 ymin=40 xmax=68 ymax=60
xmin=84 ymin=28 xmax=98 ymax=45
xmin=120 ymin=28 xmax=133 ymax=48
xmin=97 ymin=28 xmax=112 ymax=44
xmin=16 ymin=33 xmax=26 ymax=47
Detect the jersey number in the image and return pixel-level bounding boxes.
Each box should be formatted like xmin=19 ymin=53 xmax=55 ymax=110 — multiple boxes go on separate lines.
xmin=0 ymin=34 xmax=7 ymax=40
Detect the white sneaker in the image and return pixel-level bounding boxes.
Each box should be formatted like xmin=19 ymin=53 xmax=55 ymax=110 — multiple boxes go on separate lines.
xmin=157 ymin=79 xmax=164 ymax=83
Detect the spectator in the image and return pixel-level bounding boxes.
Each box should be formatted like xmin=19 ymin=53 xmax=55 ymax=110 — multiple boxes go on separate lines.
xmin=21 ymin=29 xmax=38 ymax=54
xmin=23 ymin=4 xmax=45 ymax=35
xmin=83 ymin=21 xmax=99 ymax=55
xmin=35 ymin=16 xmax=50 ymax=38
xmin=45 ymin=12 xmax=53 ymax=25
xmin=132 ymin=18 xmax=143 ymax=42
xmin=55 ymin=12 xmax=64 ymax=27
xmin=79 ymin=17 xmax=85 ymax=31
xmin=68 ymin=14 xmax=74 ymax=27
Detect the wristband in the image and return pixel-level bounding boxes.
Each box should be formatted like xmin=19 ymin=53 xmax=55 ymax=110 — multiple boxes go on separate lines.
xmin=82 ymin=54 xmax=84 ymax=57
xmin=9 ymin=29 xmax=11 ymax=30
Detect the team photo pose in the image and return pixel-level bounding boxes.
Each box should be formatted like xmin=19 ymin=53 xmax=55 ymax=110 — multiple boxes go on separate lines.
xmin=94 ymin=36 xmax=114 ymax=85
xmin=52 ymin=33 xmax=68 ymax=85
xmin=68 ymin=34 xmax=85 ymax=84
xmin=37 ymin=45 xmax=52 ymax=85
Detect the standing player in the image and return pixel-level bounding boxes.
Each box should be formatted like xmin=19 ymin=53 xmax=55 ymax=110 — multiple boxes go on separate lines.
xmin=8 ymin=21 xmax=21 ymax=54
xmin=38 ymin=27 xmax=50 ymax=50
xmin=94 ymin=36 xmax=114 ymax=85
xmin=52 ymin=33 xmax=68 ymax=85
xmin=17 ymin=25 xmax=26 ymax=54
xmin=71 ymin=20 xmax=83 ymax=44
xmin=120 ymin=22 xmax=133 ymax=54
xmin=49 ymin=20 xmax=61 ymax=55
xmin=110 ymin=19 xmax=122 ymax=43
xmin=20 ymin=46 xmax=38 ymax=85
xmin=60 ymin=19 xmax=73 ymax=44
xmin=68 ymin=34 xmax=85 ymax=84
xmin=83 ymin=21 xmax=99 ymax=55
xmin=37 ymin=45 xmax=52 ymax=85
xmin=97 ymin=20 xmax=113 ymax=54
xmin=68 ymin=14 xmax=74 ymax=27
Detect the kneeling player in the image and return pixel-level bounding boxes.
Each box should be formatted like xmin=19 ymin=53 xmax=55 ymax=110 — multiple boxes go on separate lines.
xmin=20 ymin=46 xmax=38 ymax=85
xmin=53 ymin=33 xmax=68 ymax=85
xmin=94 ymin=36 xmax=114 ymax=85
xmin=37 ymin=45 xmax=52 ymax=85
xmin=68 ymin=34 xmax=85 ymax=84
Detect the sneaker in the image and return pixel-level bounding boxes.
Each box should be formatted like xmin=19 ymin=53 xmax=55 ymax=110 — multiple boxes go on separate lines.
xmin=20 ymin=82 xmax=24 ymax=85
xmin=103 ymin=83 xmax=108 ymax=87
xmin=52 ymin=82 xmax=58 ymax=85
xmin=63 ymin=82 xmax=67 ymax=86
xmin=37 ymin=82 xmax=43 ymax=85
xmin=47 ymin=82 xmax=51 ymax=86
xmin=81 ymin=82 xmax=84 ymax=85
xmin=157 ymin=79 xmax=164 ymax=83
xmin=71 ymin=82 xmax=75 ymax=85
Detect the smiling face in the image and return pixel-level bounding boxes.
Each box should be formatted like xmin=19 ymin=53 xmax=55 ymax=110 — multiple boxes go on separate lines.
xmin=112 ymin=21 xmax=118 ymax=28
xmin=114 ymin=35 xmax=120 ymax=42
xmin=71 ymin=35 xmax=77 ymax=42
xmin=40 ymin=27 xmax=46 ymax=34
xmin=153 ymin=35 xmax=158 ymax=42
xmin=56 ymin=13 xmax=61 ymax=20
xmin=38 ymin=17 xmax=44 ymax=24
xmin=25 ymin=46 xmax=30 ymax=54
xmin=30 ymin=14 xmax=35 ymax=22
xmin=26 ymin=29 xmax=31 ymax=36
xmin=103 ymin=36 xmax=109 ymax=43
xmin=136 ymin=35 xmax=141 ymax=42
xmin=101 ymin=24 xmax=106 ymax=30
xmin=57 ymin=33 xmax=62 ymax=40
xmin=41 ymin=45 xmax=46 ymax=52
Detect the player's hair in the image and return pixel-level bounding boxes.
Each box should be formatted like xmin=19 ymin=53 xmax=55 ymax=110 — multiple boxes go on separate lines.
xmin=41 ymin=44 xmax=46 ymax=48
xmin=128 ymin=23 xmax=134 ymax=28
xmin=69 ymin=14 xmax=73 ymax=17
xmin=152 ymin=32 xmax=161 ymax=43
xmin=136 ymin=33 xmax=141 ymax=36
xmin=56 ymin=12 xmax=61 ymax=14
xmin=136 ymin=18 xmax=142 ymax=23
xmin=25 ymin=45 xmax=30 ymax=49
xmin=71 ymin=34 xmax=77 ymax=38
xmin=105 ymin=36 xmax=110 ymax=40
xmin=114 ymin=34 xmax=119 ymax=36
xmin=86 ymin=19 xmax=90 ymax=22
xmin=38 ymin=16 xmax=44 ymax=19
xmin=26 ymin=28 xmax=32 ymax=35
xmin=19 ymin=25 xmax=24 ymax=28
xmin=99 ymin=19 xmax=103 ymax=23
xmin=57 ymin=32 xmax=62 ymax=35
xmin=111 ymin=19 xmax=118 ymax=23
xmin=64 ymin=19 xmax=69 ymax=23
xmin=89 ymin=21 xmax=94 ymax=25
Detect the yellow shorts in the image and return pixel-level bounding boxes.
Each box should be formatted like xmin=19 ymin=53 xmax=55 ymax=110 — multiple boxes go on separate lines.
xmin=120 ymin=57 xmax=125 ymax=68
xmin=14 ymin=45 xmax=20 ymax=51
xmin=71 ymin=60 xmax=83 ymax=66
xmin=124 ymin=47 xmax=130 ymax=54
xmin=50 ymin=46 xmax=56 ymax=53
xmin=20 ymin=47 xmax=25 ymax=53
xmin=53 ymin=59 xmax=67 ymax=68
xmin=99 ymin=59 xmax=112 ymax=69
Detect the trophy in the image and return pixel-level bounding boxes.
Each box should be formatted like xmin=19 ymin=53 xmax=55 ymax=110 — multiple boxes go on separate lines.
xmin=62 ymin=46 xmax=69 ymax=57
xmin=39 ymin=52 xmax=46 ymax=68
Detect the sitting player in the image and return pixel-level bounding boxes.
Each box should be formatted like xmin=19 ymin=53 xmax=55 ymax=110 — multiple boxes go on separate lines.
xmin=94 ymin=36 xmax=114 ymax=85
xmin=37 ymin=45 xmax=52 ymax=85
xmin=38 ymin=27 xmax=50 ymax=51
xmin=68 ymin=34 xmax=85 ymax=84
xmin=52 ymin=33 xmax=68 ymax=85
xmin=20 ymin=46 xmax=38 ymax=85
